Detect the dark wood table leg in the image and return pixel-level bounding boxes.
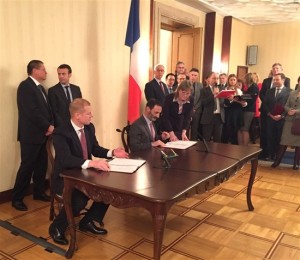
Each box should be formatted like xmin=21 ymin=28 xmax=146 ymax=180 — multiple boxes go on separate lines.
xmin=247 ymin=156 xmax=258 ymax=211
xmin=63 ymin=181 xmax=76 ymax=259
xmin=151 ymin=204 xmax=167 ymax=260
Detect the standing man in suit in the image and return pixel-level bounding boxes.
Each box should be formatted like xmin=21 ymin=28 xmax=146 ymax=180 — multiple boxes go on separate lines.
xmin=189 ymin=68 xmax=203 ymax=140
xmin=263 ymin=73 xmax=290 ymax=162
xmin=144 ymin=64 xmax=168 ymax=104
xmin=49 ymin=98 xmax=128 ymax=245
xmin=173 ymin=61 xmax=188 ymax=87
xmin=48 ymin=64 xmax=82 ymax=127
xmin=12 ymin=60 xmax=54 ymax=211
xmin=165 ymin=73 xmax=176 ymax=94
xmin=260 ymin=63 xmax=290 ymax=160
xmin=129 ymin=99 xmax=170 ymax=152
xmin=218 ymin=73 xmax=227 ymax=88
xmin=177 ymin=73 xmax=187 ymax=87
xmin=200 ymin=72 xmax=225 ymax=143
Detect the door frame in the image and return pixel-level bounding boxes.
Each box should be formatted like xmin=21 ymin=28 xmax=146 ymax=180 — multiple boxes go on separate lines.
xmin=152 ymin=2 xmax=199 ymax=74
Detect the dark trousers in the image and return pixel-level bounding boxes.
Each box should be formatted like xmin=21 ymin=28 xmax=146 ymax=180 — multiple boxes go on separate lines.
xmin=266 ymin=117 xmax=284 ymax=159
xmin=12 ymin=142 xmax=48 ymax=202
xmin=201 ymin=114 xmax=223 ymax=143
xmin=190 ymin=111 xmax=201 ymax=141
xmin=53 ymin=190 xmax=109 ymax=233
xmin=260 ymin=114 xmax=268 ymax=156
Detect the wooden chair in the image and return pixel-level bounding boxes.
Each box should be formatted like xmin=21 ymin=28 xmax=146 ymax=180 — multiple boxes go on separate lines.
xmin=46 ymin=135 xmax=64 ymax=221
xmin=116 ymin=125 xmax=131 ymax=153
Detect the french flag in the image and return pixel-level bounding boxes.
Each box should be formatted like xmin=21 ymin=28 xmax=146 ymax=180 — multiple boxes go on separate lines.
xmin=125 ymin=0 xmax=141 ymax=124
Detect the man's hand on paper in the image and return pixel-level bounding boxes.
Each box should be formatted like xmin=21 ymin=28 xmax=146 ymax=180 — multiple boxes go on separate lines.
xmin=89 ymin=160 xmax=110 ymax=171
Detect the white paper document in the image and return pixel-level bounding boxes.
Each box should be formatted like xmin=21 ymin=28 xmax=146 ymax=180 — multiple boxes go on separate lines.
xmin=164 ymin=141 xmax=197 ymax=150
xmin=108 ymin=158 xmax=146 ymax=173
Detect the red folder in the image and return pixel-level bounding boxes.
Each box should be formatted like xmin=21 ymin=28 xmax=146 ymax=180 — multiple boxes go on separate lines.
xmin=272 ymin=103 xmax=284 ymax=116
xmin=215 ymin=90 xmax=236 ymax=98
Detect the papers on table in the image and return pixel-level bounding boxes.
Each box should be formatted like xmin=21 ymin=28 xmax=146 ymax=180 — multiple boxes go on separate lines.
xmin=108 ymin=158 xmax=146 ymax=173
xmin=164 ymin=141 xmax=197 ymax=150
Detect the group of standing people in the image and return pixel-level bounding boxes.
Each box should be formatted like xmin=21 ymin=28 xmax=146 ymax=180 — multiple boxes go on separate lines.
xmin=133 ymin=61 xmax=300 ymax=171
xmin=260 ymin=63 xmax=300 ymax=170
xmin=136 ymin=62 xmax=259 ymax=150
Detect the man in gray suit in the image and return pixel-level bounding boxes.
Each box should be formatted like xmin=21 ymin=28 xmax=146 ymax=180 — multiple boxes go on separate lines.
xmin=189 ymin=68 xmax=203 ymax=140
xmin=129 ymin=99 xmax=170 ymax=152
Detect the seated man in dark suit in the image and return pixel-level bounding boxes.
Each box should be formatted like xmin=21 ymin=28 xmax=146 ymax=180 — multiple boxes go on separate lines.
xmin=48 ymin=64 xmax=82 ymax=127
xmin=49 ymin=98 xmax=128 ymax=245
xmin=129 ymin=99 xmax=170 ymax=152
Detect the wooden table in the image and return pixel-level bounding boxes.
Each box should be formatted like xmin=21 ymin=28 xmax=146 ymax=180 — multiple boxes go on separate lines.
xmin=61 ymin=142 xmax=261 ymax=259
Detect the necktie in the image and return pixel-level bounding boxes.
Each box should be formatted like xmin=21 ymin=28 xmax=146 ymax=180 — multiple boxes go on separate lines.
xmin=149 ymin=122 xmax=155 ymax=141
xmin=65 ymin=86 xmax=71 ymax=103
xmin=168 ymin=88 xmax=173 ymax=94
xmin=275 ymin=88 xmax=280 ymax=98
xmin=79 ymin=129 xmax=88 ymax=160
xmin=38 ymin=85 xmax=47 ymax=102
xmin=160 ymin=82 xmax=165 ymax=95
xmin=193 ymin=83 xmax=196 ymax=97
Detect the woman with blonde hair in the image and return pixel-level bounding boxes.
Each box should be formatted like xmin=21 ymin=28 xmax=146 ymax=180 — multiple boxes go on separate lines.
xmin=161 ymin=80 xmax=194 ymax=141
xmin=250 ymin=72 xmax=262 ymax=143
xmin=238 ymin=73 xmax=259 ymax=145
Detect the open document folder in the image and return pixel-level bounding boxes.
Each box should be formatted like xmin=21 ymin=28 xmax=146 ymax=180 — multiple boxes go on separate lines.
xmin=215 ymin=90 xmax=236 ymax=98
xmin=164 ymin=140 xmax=197 ymax=150
xmin=108 ymin=158 xmax=146 ymax=173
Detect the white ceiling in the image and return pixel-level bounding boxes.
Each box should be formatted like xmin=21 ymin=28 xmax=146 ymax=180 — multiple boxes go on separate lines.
xmin=176 ymin=0 xmax=300 ymax=25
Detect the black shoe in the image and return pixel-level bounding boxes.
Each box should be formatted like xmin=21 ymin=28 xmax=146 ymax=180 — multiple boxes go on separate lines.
xmin=12 ymin=200 xmax=28 ymax=211
xmin=49 ymin=224 xmax=68 ymax=245
xmin=33 ymin=193 xmax=50 ymax=202
xmin=79 ymin=221 xmax=107 ymax=235
xmin=271 ymin=162 xmax=279 ymax=168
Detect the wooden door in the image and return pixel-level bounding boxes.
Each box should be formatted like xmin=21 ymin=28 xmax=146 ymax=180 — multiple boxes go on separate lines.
xmin=237 ymin=66 xmax=248 ymax=80
xmin=171 ymin=27 xmax=202 ymax=73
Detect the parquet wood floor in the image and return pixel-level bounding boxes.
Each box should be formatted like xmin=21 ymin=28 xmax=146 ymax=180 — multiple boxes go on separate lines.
xmin=0 ymin=163 xmax=299 ymax=259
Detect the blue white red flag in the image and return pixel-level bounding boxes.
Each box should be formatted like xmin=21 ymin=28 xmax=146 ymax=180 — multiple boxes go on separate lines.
xmin=125 ymin=0 xmax=141 ymax=124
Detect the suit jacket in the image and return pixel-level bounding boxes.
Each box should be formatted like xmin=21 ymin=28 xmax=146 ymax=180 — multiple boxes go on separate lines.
xmin=260 ymin=76 xmax=290 ymax=103
xmin=17 ymin=77 xmax=53 ymax=144
xmin=144 ymin=79 xmax=168 ymax=104
xmin=284 ymin=90 xmax=300 ymax=122
xmin=200 ymin=85 xmax=225 ymax=124
xmin=52 ymin=122 xmax=109 ymax=194
xmin=192 ymin=82 xmax=203 ymax=113
xmin=161 ymin=93 xmax=194 ymax=139
xmin=263 ymin=86 xmax=290 ymax=117
xmin=129 ymin=115 xmax=159 ymax=152
xmin=48 ymin=83 xmax=82 ymax=127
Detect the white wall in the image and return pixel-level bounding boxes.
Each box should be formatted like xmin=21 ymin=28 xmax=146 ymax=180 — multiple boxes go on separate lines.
xmin=0 ymin=0 xmax=150 ymax=192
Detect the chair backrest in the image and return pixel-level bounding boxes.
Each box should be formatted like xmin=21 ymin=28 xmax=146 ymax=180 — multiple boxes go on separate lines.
xmin=46 ymin=135 xmax=55 ymax=187
xmin=117 ymin=125 xmax=130 ymax=153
